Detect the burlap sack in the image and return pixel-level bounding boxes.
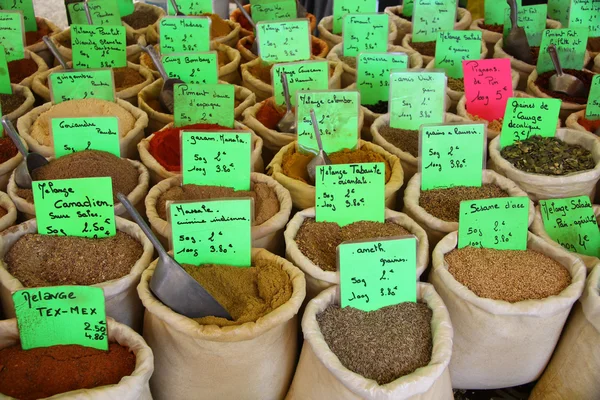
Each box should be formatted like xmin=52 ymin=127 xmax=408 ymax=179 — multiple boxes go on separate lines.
xmin=137 ymin=79 xmax=256 ymax=135
xmin=230 ymin=4 xmax=317 ymax=38
xmin=137 ymin=248 xmax=306 ymax=400
xmin=13 ymin=49 xmax=48 ymax=88
xmin=0 ymin=217 xmax=154 ymax=332
xmin=7 ymin=159 xmax=150 ymax=221
xmin=594 ymin=53 xmax=600 ymax=73
xmin=2 ymin=84 xmax=35 ymax=124
xmin=384 ymin=6 xmax=413 ymax=46
xmin=488 ymin=128 xmax=600 ymax=201
xmin=0 ymin=191 xmax=17 ymax=233
xmin=403 ymin=170 xmax=535 ymax=249
xmin=284 ymin=207 xmax=430 ymax=303
xmin=146 ymin=17 xmax=241 ymax=48
xmin=121 ymin=2 xmax=166 ymax=38
xmin=286 ymin=283 xmax=454 ymax=400
xmin=317 ymin=15 xmax=398 ymax=51
xmin=529 ymin=262 xmax=600 ymax=400
xmin=430 ymin=231 xmax=587 ymax=389
xmin=565 ymin=109 xmax=597 ymax=133
xmin=26 ymin=17 xmax=62 ymax=66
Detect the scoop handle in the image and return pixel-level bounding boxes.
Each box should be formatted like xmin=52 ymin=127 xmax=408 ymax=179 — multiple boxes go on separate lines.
xmin=42 ymin=36 xmax=69 ymax=69
xmin=233 ymin=0 xmax=255 ymax=29
xmin=547 ymin=44 xmax=563 ymax=76
xmin=140 ymin=44 xmax=170 ymax=82
xmin=1 ymin=117 xmax=29 ymax=158
xmin=169 ymin=0 xmax=182 ymax=15
xmin=83 ymin=0 xmax=93 ymax=24
xmin=310 ymin=109 xmax=324 ymax=153
xmin=281 ymin=72 xmax=292 ymax=112
xmin=507 ymin=0 xmax=519 ymax=28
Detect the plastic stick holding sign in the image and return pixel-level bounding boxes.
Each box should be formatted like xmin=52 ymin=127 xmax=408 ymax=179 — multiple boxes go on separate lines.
xmin=71 ymin=25 xmax=127 ymax=69
xmin=357 ymin=52 xmax=408 ymax=106
xmin=434 ymin=30 xmax=482 ymax=79
xmin=332 ymin=0 xmax=377 ymax=34
xmin=169 ymin=198 xmax=253 ymax=267
xmin=339 ymin=236 xmax=417 ymax=312
xmin=499 ymin=97 xmax=561 ymax=148
xmin=548 ymin=0 xmax=570 ymax=27
xmin=159 ymin=16 xmax=211 ymax=55
xmin=536 ymin=29 xmax=588 ymax=74
xmin=0 ymin=11 xmax=25 ymax=62
xmin=68 ymin=0 xmax=122 ymax=26
xmin=32 ymin=177 xmax=116 ymax=238
xmin=412 ymin=0 xmax=457 ymax=43
xmin=585 ymin=75 xmax=600 ymax=120
xmin=256 ymin=19 xmax=311 ymax=63
xmin=13 ymin=286 xmax=108 ymax=350
xmin=167 ymin=0 xmax=212 ymax=15
xmin=0 ymin=0 xmax=36 ymax=31
xmin=458 ymin=197 xmax=529 ymax=250
xmin=251 ymin=0 xmax=297 ymax=23
xmin=503 ymin=5 xmax=547 ymax=46
xmin=51 ymin=117 xmax=121 ymax=158
xmin=419 ymin=123 xmax=486 ymax=190
xmin=0 ymin=45 xmax=10 ymax=95
xmin=389 ymin=71 xmax=447 ymax=130
xmin=568 ymin=0 xmax=600 ymax=38
xmin=463 ymin=58 xmax=514 ymax=122
xmin=162 ymin=52 xmax=218 ymax=85
xmin=272 ymin=61 xmax=329 ymax=107
xmin=174 ymin=83 xmax=235 ymax=128
xmin=296 ymin=90 xmax=360 ymax=154
xmin=181 ymin=130 xmax=251 ymax=190
xmin=342 ymin=13 xmax=388 ymax=57
xmin=540 ymin=196 xmax=600 ymax=257
xmin=49 ymin=69 xmax=116 ymax=104
xmin=315 ymin=163 xmax=385 ymax=226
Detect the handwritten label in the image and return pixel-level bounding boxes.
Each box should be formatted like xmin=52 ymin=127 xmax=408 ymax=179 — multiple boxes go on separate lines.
xmin=71 ymin=25 xmax=127 ymax=69
xmin=0 ymin=0 xmax=36 ymax=31
xmin=503 ymin=4 xmax=547 ymax=46
xmin=500 ymin=97 xmax=561 ymax=148
xmin=435 ymin=30 xmax=482 ymax=79
xmin=333 ymin=0 xmax=377 ymax=34
xmin=272 ymin=61 xmax=328 ymax=107
xmin=357 ymin=52 xmax=408 ymax=105
xmin=0 ymin=45 xmax=10 ymax=94
xmin=463 ymin=58 xmax=514 ymax=122
xmin=458 ymin=197 xmax=529 ymax=250
xmin=174 ymin=83 xmax=235 ymax=128
xmin=389 ymin=71 xmax=446 ymax=130
xmin=170 ymin=199 xmax=252 ymax=267
xmin=412 ymin=0 xmax=457 ymax=42
xmin=585 ymin=75 xmax=600 ymax=120
xmin=159 ymin=16 xmax=210 ymax=55
xmin=181 ymin=131 xmax=251 ymax=190
xmin=568 ymin=0 xmax=600 ymax=38
xmin=296 ymin=90 xmax=359 ymax=154
xmin=51 ymin=117 xmax=120 ymax=158
xmin=162 ymin=52 xmax=218 ymax=85
xmin=339 ymin=237 xmax=417 ymax=311
xmin=32 ymin=177 xmax=116 ymax=238
xmin=484 ymin=0 xmax=511 ymax=25
xmin=342 ymin=13 xmax=388 ymax=57
xmin=14 ymin=286 xmax=107 ymax=350
xmin=68 ymin=0 xmax=122 ymax=26
xmin=0 ymin=11 xmax=25 ymax=61
xmin=315 ymin=163 xmax=385 ymax=226
xmin=402 ymin=0 xmax=414 ymax=17
xmin=548 ymin=0 xmax=570 ymax=27
xmin=420 ymin=123 xmax=485 ymax=190
xmin=167 ymin=0 xmax=212 ymax=15
xmin=251 ymin=0 xmax=296 ymax=23
xmin=537 ymin=29 xmax=588 ymax=74
xmin=540 ymin=196 xmax=599 ymax=257
xmin=256 ymin=19 xmax=311 ymax=63
xmin=49 ymin=69 xmax=116 ymax=104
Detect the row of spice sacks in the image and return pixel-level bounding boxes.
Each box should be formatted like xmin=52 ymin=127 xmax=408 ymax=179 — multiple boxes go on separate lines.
xmin=0 ymin=0 xmax=598 ymax=399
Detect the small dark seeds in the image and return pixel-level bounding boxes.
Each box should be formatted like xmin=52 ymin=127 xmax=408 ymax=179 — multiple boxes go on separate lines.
xmin=378 ymin=126 xmax=419 ymax=157
xmin=0 ymin=92 xmax=26 ymax=115
xmin=364 ymin=100 xmax=388 ymax=114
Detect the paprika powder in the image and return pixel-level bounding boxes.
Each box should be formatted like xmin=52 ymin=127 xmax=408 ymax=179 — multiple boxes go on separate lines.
xmin=7 ymin=58 xmax=38 ymax=83
xmin=256 ymin=99 xmax=286 ymax=130
xmin=0 ymin=137 xmax=18 ymax=164
xmin=25 ymin=19 xmax=52 ymax=46
xmin=578 ymin=116 xmax=600 ymax=133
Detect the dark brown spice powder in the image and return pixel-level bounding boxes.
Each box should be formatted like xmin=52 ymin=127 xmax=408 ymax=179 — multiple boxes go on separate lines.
xmin=534 ymin=69 xmax=595 ymax=104
xmin=478 ymin=22 xmax=503 ymax=33
xmin=410 ymin=40 xmax=436 ymax=56
xmin=0 ymin=137 xmax=18 ymax=164
xmin=113 ymin=67 xmax=145 ymax=91
xmin=379 ymin=126 xmax=419 ymax=157
xmin=121 ymin=7 xmax=159 ymax=29
xmin=7 ymin=58 xmax=38 ymax=83
xmin=0 ymin=92 xmax=26 ymax=115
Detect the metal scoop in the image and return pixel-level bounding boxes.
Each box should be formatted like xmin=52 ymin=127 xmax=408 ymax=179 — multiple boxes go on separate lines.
xmin=117 ymin=193 xmax=232 ymax=320
xmin=169 ymin=0 xmax=185 ymax=16
xmin=83 ymin=0 xmax=93 ymax=24
xmin=42 ymin=35 xmax=70 ymax=70
xmin=547 ymin=44 xmax=587 ymax=98
xmin=276 ymin=72 xmax=297 ymax=133
xmin=307 ymin=109 xmax=332 ymax=183
xmin=233 ymin=0 xmax=260 ymax=56
xmin=296 ymin=0 xmax=308 ymax=17
xmin=1 ymin=117 xmax=48 ymax=189
xmin=140 ymin=44 xmax=184 ymax=114
xmin=504 ymin=0 xmax=533 ymax=64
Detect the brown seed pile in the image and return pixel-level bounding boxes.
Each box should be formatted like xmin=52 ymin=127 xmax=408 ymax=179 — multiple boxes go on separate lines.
xmin=419 ymin=185 xmax=509 ymax=222
xmin=121 ymin=7 xmax=159 ymax=29
xmin=113 ymin=67 xmax=145 ymax=91
xmin=445 ymin=247 xmax=572 ymax=302
xmin=317 ymin=302 xmax=433 ymax=385
xmin=295 ymin=219 xmax=410 ymax=271
xmin=379 ymin=126 xmax=419 ymax=157
xmin=410 ymin=40 xmax=436 ymax=56
xmin=5 ymin=232 xmax=143 ymax=286
xmin=447 ymin=77 xmax=465 ymax=91
xmin=0 ymin=92 xmax=26 ymax=115
xmin=364 ymin=100 xmax=388 ymax=114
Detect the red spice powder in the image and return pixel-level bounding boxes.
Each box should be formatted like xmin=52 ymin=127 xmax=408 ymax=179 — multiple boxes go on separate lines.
xmin=237 ymin=12 xmax=254 ymax=31
xmin=256 ymin=99 xmax=286 ymax=130
xmin=25 ymin=19 xmax=52 ymax=46
xmin=0 ymin=137 xmax=18 ymax=164
xmin=8 ymin=58 xmax=38 ymax=83
xmin=578 ymin=117 xmax=600 ymax=132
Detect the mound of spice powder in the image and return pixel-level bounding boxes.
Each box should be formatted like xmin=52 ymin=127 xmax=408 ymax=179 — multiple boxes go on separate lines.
xmin=578 ymin=116 xmax=600 ymax=133
xmin=364 ymin=100 xmax=388 ymax=114
xmin=410 ymin=40 xmax=436 ymax=56
xmin=478 ymin=22 xmax=504 ymax=33
xmin=204 ymin=13 xmax=232 ymax=38
xmin=113 ymin=67 xmax=146 ymax=91
xmin=0 ymin=343 xmax=136 ymax=400
xmin=121 ymin=7 xmax=160 ymax=29
xmin=317 ymin=302 xmax=433 ymax=385
xmin=0 ymin=92 xmax=26 ymax=115
xmin=7 ymin=58 xmax=38 ymax=83
xmin=24 ymin=18 xmax=52 ymax=46
xmin=256 ymin=99 xmax=287 ymax=130
xmin=379 ymin=126 xmax=419 ymax=157
xmin=467 ymin=113 xmax=503 ymax=132
xmin=445 ymin=247 xmax=571 ymax=302
xmin=0 ymin=137 xmax=18 ymax=164
xmin=534 ymin=69 xmax=594 ymax=104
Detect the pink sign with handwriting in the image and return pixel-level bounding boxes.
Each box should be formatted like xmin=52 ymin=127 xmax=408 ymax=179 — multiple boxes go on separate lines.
xmin=463 ymin=58 xmax=514 ymax=122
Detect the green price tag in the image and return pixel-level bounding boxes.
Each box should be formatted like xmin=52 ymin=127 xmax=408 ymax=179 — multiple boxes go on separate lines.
xmin=568 ymin=0 xmax=600 ymax=38
xmin=458 ymin=197 xmax=529 ymax=250
xmin=167 ymin=0 xmax=213 ymax=15
xmin=49 ymin=69 xmax=116 ymax=104
xmin=402 ymin=0 xmax=414 ymax=17
xmin=585 ymin=75 xmax=600 ymax=120
xmin=162 ymin=52 xmax=218 ymax=85
xmin=389 ymin=71 xmax=446 ymax=130
xmin=116 ymin=0 xmax=134 ymax=17
xmin=251 ymin=0 xmax=297 ymax=23
xmin=296 ymin=90 xmax=360 ymax=154
xmin=0 ymin=45 xmax=11 ymax=95
xmin=548 ymin=0 xmax=570 ymax=27
xmin=13 ymin=286 xmax=108 ymax=351
xmin=412 ymin=0 xmax=457 ymax=42
xmin=71 ymin=25 xmax=127 ymax=69
xmin=435 ymin=30 xmax=482 ymax=79
xmin=357 ymin=52 xmax=408 ymax=105
xmin=540 ymin=196 xmax=600 ymax=257
xmin=420 ymin=123 xmax=486 ymax=190
xmin=174 ymin=83 xmax=235 ymax=128
xmin=32 ymin=177 xmax=117 ymax=238
xmin=315 ymin=163 xmax=385 ymax=226
xmin=181 ymin=131 xmax=251 ymax=190
xmin=0 ymin=0 xmax=36 ymax=32
xmin=160 ymin=16 xmax=210 ymax=55
xmin=0 ymin=11 xmax=25 ymax=61
xmin=272 ymin=60 xmax=329 ymax=107
xmin=339 ymin=236 xmax=417 ymax=311
xmin=333 ymin=0 xmax=377 ymax=34
xmin=256 ymin=19 xmax=311 ymax=63
xmin=170 ymin=199 xmax=252 ymax=267
xmin=342 ymin=13 xmax=388 ymax=57
xmin=503 ymin=5 xmax=547 ymax=46
xmin=537 ymin=29 xmax=588 ymax=74
xmin=484 ymin=0 xmax=514 ymax=25
xmin=500 ymin=97 xmax=561 ymax=148
xmin=68 ymin=0 xmax=122 ymax=26
xmin=51 ymin=117 xmax=120 ymax=158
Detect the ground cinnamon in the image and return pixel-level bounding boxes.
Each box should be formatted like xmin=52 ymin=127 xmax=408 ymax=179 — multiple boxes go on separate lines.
xmin=25 ymin=18 xmax=52 ymax=46
xmin=7 ymin=58 xmax=38 ymax=83
xmin=0 ymin=137 xmax=18 ymax=164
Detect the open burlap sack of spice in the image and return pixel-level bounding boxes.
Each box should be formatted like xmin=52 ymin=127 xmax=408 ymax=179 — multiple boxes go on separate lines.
xmin=138 ymin=121 xmax=264 ymax=185
xmin=17 ymin=98 xmax=149 ymax=160
xmin=0 ymin=192 xmax=17 ymax=233
xmin=121 ymin=2 xmax=166 ymax=39
xmin=0 ymin=217 xmax=154 ymax=332
xmin=12 ymin=49 xmax=48 ymax=88
xmin=286 ymin=283 xmax=454 ymax=400
xmin=430 ymin=231 xmax=586 ymax=389
xmin=145 ymin=173 xmax=292 ymax=253
xmin=284 ymin=207 xmax=429 ymax=304
xmin=236 ymin=35 xmax=329 ymax=64
xmin=230 ymin=4 xmax=317 ymax=38
xmin=488 ymin=128 xmax=600 ymax=201
xmin=3 ymin=84 xmax=35 ymax=125
xmin=25 ymin=17 xmax=62 ymax=66
xmin=565 ymin=109 xmax=599 ymax=133
xmin=137 ymin=248 xmax=305 ymax=400
xmin=402 ymin=170 xmax=535 ymax=249
xmin=317 ymin=15 xmax=398 ymax=52
xmin=0 ymin=136 xmax=26 ymax=193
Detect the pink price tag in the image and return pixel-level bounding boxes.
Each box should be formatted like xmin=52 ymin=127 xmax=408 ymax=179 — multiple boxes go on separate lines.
xmin=462 ymin=58 xmax=514 ymax=122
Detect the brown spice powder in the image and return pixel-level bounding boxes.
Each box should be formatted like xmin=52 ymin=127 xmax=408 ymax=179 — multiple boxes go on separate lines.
xmin=204 ymin=13 xmax=232 ymax=38
xmin=379 ymin=126 xmax=419 ymax=157
xmin=410 ymin=40 xmax=436 ymax=56
xmin=534 ymin=69 xmax=594 ymax=104
xmin=121 ymin=7 xmax=159 ymax=29
xmin=113 ymin=67 xmax=145 ymax=91
xmin=0 ymin=92 xmax=26 ymax=115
